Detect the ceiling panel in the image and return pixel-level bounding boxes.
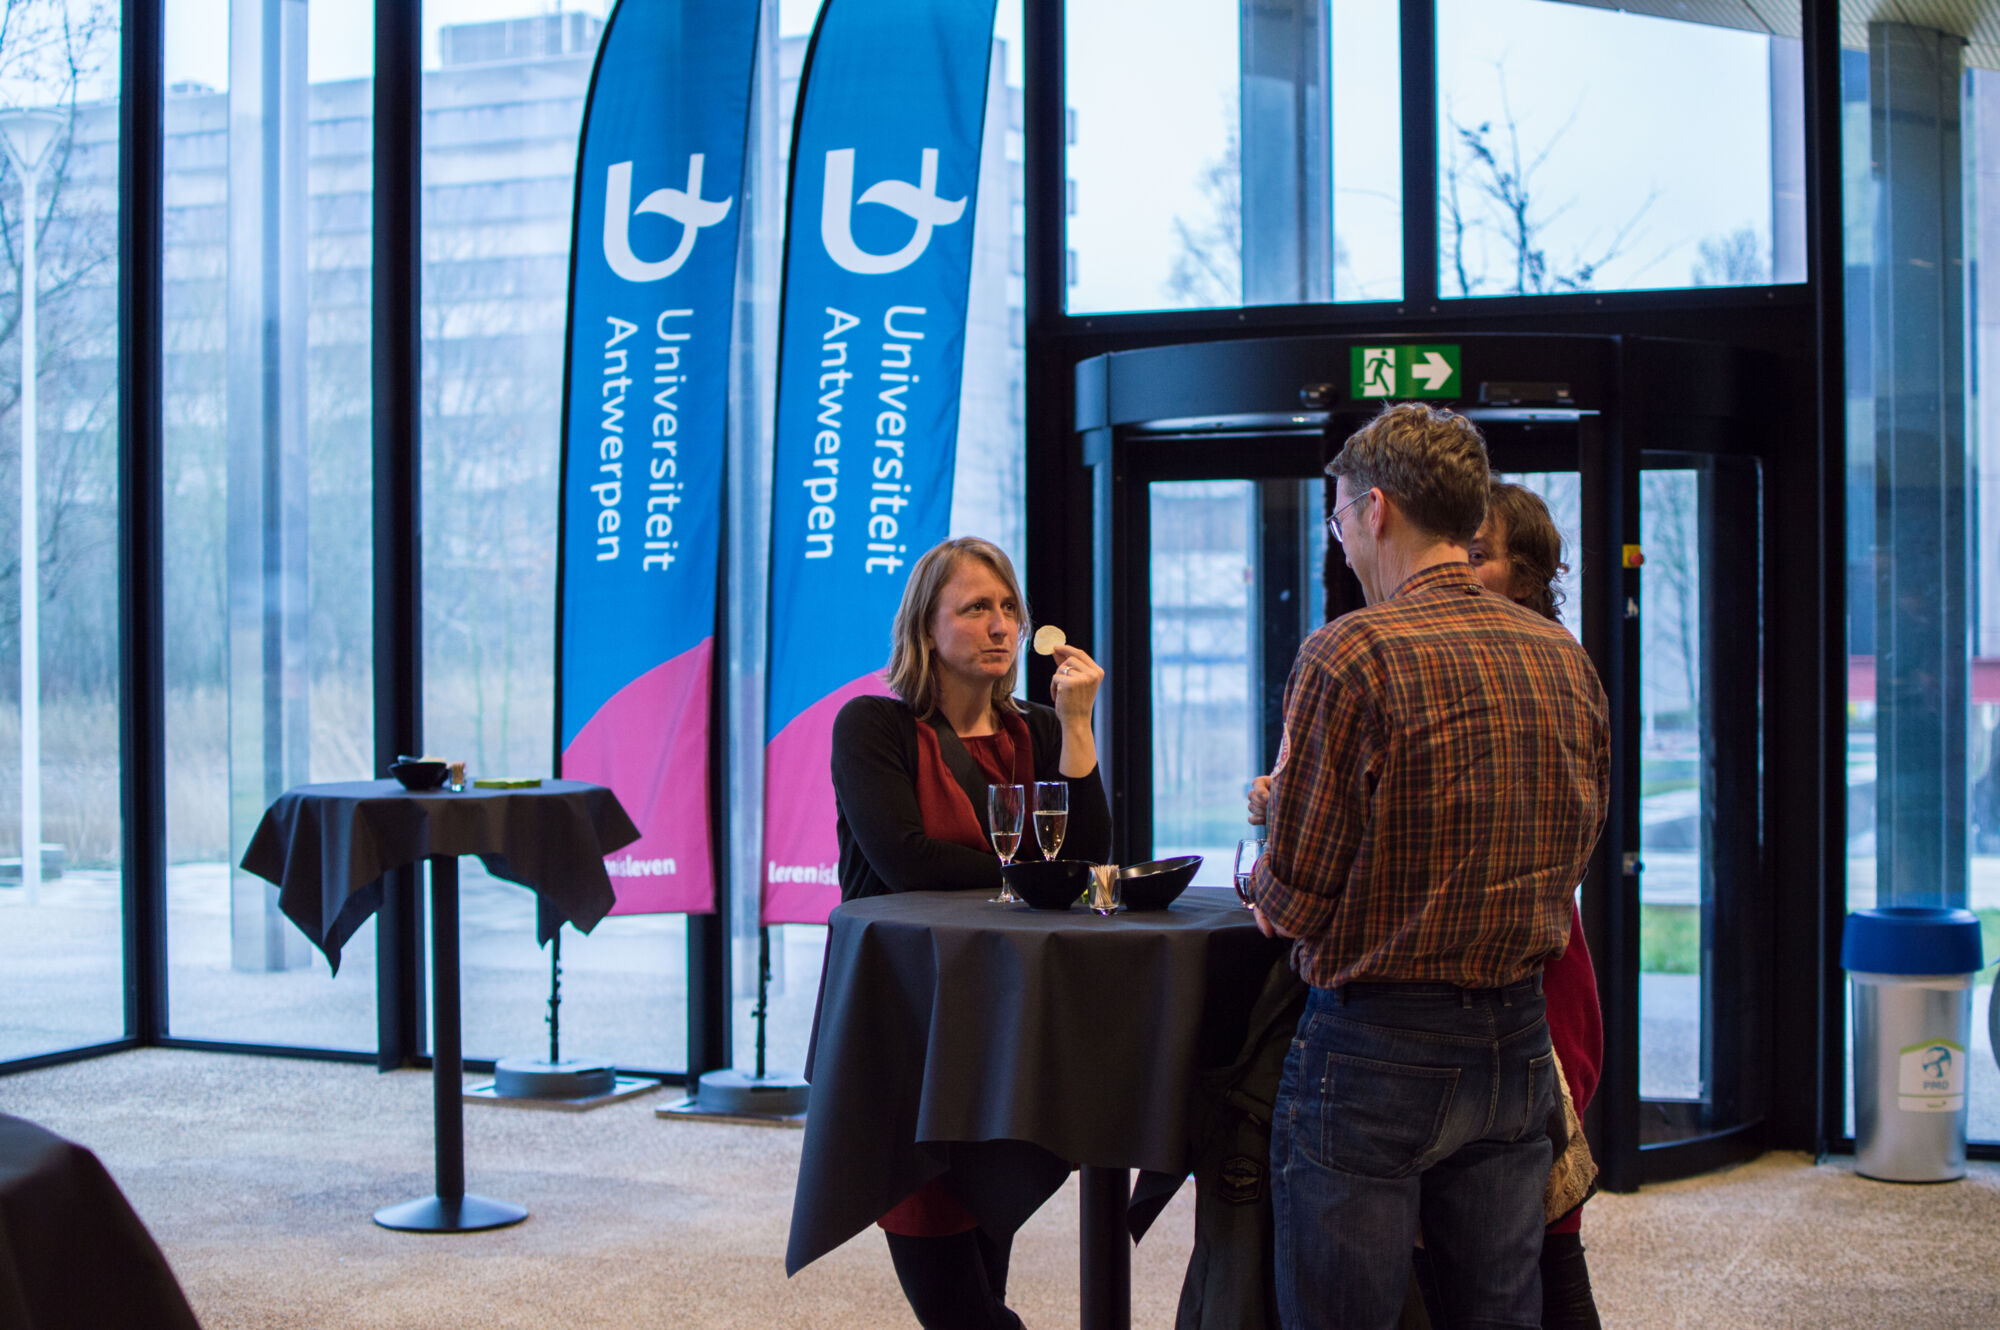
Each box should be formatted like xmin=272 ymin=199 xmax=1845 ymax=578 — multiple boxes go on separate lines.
xmin=1550 ymin=1 xmax=2000 ymax=69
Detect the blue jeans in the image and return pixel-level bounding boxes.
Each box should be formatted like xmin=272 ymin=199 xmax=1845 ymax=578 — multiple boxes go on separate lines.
xmin=1271 ymin=976 xmax=1556 ymax=1330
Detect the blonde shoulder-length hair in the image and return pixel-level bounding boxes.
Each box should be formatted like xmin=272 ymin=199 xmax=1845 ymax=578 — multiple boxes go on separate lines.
xmin=885 ymin=537 xmax=1030 ymax=721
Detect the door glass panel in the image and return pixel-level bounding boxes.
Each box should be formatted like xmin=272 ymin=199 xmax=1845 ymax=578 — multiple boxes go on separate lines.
xmin=1639 ymin=469 xmax=1704 ymax=1102
xmin=1150 ymin=481 xmax=1252 ymax=884
xmin=1151 ymin=475 xmax=1330 ymax=885
xmin=1635 ymin=458 xmax=1766 ymax=1142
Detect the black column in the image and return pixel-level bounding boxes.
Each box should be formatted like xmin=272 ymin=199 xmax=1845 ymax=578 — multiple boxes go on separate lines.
xmin=1399 ymin=0 xmax=1438 ymax=310
xmin=120 ymin=0 xmax=168 ymax=1044
xmin=373 ymin=0 xmax=425 ymax=1071
xmin=1023 ymin=0 xmax=1085 ymax=703
xmin=1869 ymin=22 xmax=1968 ymax=908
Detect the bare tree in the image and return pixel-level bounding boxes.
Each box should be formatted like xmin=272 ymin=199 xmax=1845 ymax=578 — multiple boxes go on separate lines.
xmin=1441 ymin=75 xmax=1658 ymax=298
xmin=0 ymin=0 xmax=121 ymax=655
xmin=1164 ymin=113 xmax=1241 ymax=308
xmin=1691 ymin=225 xmax=1768 ymax=286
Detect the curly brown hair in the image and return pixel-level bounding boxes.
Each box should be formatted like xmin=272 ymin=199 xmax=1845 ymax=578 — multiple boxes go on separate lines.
xmin=1484 ymin=481 xmax=1568 ymax=622
xmin=1325 ymin=403 xmax=1490 ymax=545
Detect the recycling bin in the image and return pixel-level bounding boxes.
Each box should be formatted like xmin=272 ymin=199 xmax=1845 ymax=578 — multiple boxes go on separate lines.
xmin=1842 ymin=907 xmax=1986 ymax=1182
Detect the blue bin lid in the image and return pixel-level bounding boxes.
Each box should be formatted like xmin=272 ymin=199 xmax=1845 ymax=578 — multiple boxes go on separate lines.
xmin=1841 ymin=907 xmax=1985 ymax=975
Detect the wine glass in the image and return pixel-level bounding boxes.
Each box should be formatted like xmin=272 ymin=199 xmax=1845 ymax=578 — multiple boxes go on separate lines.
xmin=1233 ymin=837 xmax=1265 ymax=911
xmin=1033 ymin=781 xmax=1069 ymax=860
xmin=989 ymin=784 xmax=1027 ymax=903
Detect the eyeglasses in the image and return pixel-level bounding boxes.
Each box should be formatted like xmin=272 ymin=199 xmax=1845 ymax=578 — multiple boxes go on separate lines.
xmin=1326 ymin=490 xmax=1372 ymax=544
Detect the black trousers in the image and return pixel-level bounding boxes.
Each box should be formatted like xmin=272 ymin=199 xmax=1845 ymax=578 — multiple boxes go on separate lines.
xmin=1405 ymin=1231 xmax=1601 ymax=1330
xmin=884 ymin=1228 xmax=1024 ymax=1330
xmin=1538 ymin=1231 xmax=1602 ymax=1330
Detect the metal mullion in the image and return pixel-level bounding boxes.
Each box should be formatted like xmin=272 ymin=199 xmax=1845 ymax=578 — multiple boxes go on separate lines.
xmin=1801 ymin=0 xmax=1848 ymax=1160
xmin=1025 ymin=0 xmax=1087 ymax=659
xmin=1399 ymin=0 xmax=1439 ymax=311
xmin=120 ymin=0 xmax=168 ymax=1045
xmin=373 ymin=0 xmax=425 ymax=1071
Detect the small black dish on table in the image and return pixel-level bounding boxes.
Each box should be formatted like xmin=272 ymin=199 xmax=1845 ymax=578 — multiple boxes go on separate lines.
xmin=390 ymin=757 xmax=449 ymax=791
xmin=1001 ymin=859 xmax=1093 ymax=911
xmin=1117 ymin=855 xmax=1201 ymax=911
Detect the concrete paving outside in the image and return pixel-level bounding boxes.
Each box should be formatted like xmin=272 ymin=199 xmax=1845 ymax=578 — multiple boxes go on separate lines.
xmin=0 ymin=863 xmax=828 ymax=1080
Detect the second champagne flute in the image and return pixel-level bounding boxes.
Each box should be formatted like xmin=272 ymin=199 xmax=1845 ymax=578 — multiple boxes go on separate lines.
xmin=1033 ymin=780 xmax=1068 ymax=860
xmin=989 ymin=783 xmax=1027 ymax=903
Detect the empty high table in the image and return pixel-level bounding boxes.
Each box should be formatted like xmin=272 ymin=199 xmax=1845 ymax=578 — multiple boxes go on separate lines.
xmin=241 ymin=778 xmax=639 ymax=1233
xmin=787 ymin=887 xmax=1288 ymax=1329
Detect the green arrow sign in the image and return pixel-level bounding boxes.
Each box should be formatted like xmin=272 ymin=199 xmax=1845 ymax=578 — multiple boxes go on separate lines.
xmin=1349 ymin=344 xmax=1461 ymax=400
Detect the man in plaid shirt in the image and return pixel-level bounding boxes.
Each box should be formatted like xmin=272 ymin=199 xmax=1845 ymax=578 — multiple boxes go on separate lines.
xmin=1247 ymin=404 xmax=1609 ymax=1330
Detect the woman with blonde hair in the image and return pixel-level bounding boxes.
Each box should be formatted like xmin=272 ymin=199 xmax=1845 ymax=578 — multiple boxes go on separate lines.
xmin=828 ymin=535 xmax=1110 ymax=1327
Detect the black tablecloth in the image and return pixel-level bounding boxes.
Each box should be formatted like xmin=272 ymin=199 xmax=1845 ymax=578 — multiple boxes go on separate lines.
xmin=240 ymin=779 xmax=641 ymax=973
xmin=787 ymin=887 xmax=1287 ymax=1274
xmin=0 ymin=1115 xmax=202 ymax=1330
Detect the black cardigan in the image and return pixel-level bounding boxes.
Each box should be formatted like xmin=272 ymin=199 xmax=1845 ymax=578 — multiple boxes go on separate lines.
xmin=830 ymin=694 xmax=1112 ymax=902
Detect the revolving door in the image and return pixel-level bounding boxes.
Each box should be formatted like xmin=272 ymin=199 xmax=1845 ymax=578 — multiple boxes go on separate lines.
xmin=1077 ymin=333 xmax=1772 ymax=1189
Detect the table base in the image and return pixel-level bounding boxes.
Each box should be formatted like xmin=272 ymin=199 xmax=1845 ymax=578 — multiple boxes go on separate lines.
xmin=1079 ymin=1165 xmax=1132 ymax=1330
xmin=373 ymin=1193 xmax=528 ymax=1233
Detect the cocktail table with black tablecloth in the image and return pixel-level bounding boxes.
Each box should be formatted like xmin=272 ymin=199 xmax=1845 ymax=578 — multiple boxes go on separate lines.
xmin=0 ymin=1113 xmax=203 ymax=1330
xmin=787 ymin=887 xmax=1288 ymax=1330
xmin=241 ymin=779 xmax=639 ymax=1232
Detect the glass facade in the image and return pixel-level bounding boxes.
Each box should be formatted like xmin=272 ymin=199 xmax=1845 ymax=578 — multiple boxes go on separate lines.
xmin=157 ymin=0 xmax=379 ymax=1052
xmin=1065 ymin=0 xmax=1400 ymax=313
xmin=11 ymin=0 xmax=1995 ymax=1181
xmin=1436 ymin=0 xmax=1805 ymax=296
xmin=1842 ymin=35 xmax=2000 ymax=1144
xmin=0 ymin=4 xmax=124 ymax=1062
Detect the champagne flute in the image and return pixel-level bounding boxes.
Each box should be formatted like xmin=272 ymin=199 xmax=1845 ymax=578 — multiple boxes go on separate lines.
xmin=1033 ymin=781 xmax=1069 ymax=860
xmin=1233 ymin=836 xmax=1265 ymax=911
xmin=989 ymin=783 xmax=1027 ymax=903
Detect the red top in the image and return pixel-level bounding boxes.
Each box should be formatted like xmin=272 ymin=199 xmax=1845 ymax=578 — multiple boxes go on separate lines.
xmin=877 ymin=709 xmax=1036 ymax=1237
xmin=1544 ymin=897 xmax=1602 ymax=1233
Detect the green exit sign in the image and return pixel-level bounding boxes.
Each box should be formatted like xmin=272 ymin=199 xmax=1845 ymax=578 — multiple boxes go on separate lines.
xmin=1349 ymin=345 xmax=1462 ymax=400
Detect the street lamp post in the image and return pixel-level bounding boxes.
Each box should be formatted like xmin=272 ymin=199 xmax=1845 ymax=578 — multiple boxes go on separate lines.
xmin=0 ymin=108 xmax=65 ymax=904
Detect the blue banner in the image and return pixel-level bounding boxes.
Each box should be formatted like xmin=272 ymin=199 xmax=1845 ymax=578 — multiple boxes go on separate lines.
xmin=761 ymin=0 xmax=999 ymax=924
xmin=556 ymin=0 xmax=759 ymax=916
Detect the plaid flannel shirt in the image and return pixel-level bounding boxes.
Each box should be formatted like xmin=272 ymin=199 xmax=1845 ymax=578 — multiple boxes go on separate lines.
xmin=1250 ymin=562 xmax=1610 ymax=990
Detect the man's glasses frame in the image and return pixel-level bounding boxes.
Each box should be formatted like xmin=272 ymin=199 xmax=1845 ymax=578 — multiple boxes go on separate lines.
xmin=1326 ymin=489 xmax=1372 ymax=544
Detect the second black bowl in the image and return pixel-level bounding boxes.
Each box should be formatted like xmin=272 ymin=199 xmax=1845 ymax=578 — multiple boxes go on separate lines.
xmin=390 ymin=758 xmax=449 ymax=791
xmin=1117 ymin=855 xmax=1202 ymax=911
xmin=1001 ymin=859 xmax=1092 ymax=910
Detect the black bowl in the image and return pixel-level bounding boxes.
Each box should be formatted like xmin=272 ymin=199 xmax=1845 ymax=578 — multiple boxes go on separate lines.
xmin=1117 ymin=855 xmax=1201 ymax=911
xmin=390 ymin=758 xmax=449 ymax=791
xmin=1001 ymin=859 xmax=1092 ymax=911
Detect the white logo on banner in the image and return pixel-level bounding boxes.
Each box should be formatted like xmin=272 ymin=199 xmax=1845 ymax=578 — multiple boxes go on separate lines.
xmin=820 ymin=148 xmax=967 ymax=275
xmin=603 ymin=157 xmax=734 ymax=283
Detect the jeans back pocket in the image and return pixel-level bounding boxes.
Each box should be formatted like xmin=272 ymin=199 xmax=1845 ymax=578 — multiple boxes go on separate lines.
xmin=1314 ymin=1053 xmax=1461 ymax=1178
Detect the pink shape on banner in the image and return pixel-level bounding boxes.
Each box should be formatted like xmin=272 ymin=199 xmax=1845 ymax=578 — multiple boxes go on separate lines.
xmin=562 ymin=638 xmax=716 ymax=915
xmin=760 ymin=668 xmax=896 ymax=925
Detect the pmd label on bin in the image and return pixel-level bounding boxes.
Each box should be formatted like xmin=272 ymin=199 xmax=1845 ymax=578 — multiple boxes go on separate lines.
xmin=1898 ymin=1039 xmax=1965 ymax=1112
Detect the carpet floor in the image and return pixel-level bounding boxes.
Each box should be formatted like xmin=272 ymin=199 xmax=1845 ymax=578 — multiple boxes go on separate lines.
xmin=1 ymin=1048 xmax=1996 ymax=1328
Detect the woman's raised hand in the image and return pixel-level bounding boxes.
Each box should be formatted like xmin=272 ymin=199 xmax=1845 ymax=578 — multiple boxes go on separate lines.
xmin=1048 ymin=644 xmax=1103 ymax=723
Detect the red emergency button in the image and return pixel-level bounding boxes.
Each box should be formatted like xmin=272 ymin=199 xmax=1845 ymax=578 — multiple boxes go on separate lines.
xmin=1622 ymin=544 xmax=1645 ymax=568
